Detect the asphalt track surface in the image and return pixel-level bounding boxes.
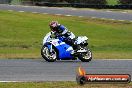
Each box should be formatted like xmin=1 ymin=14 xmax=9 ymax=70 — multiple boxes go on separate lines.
xmin=0 ymin=4 xmax=132 ymax=82
xmin=0 ymin=4 xmax=132 ymax=21
xmin=0 ymin=59 xmax=132 ymax=81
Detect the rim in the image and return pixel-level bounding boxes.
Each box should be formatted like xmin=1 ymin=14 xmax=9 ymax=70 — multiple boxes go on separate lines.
xmin=83 ymin=50 xmax=92 ymax=60
xmin=42 ymin=47 xmax=57 ymax=60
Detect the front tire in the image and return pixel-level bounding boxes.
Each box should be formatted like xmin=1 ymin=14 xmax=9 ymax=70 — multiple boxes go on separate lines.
xmin=41 ymin=45 xmax=57 ymax=62
xmin=78 ymin=49 xmax=92 ymax=62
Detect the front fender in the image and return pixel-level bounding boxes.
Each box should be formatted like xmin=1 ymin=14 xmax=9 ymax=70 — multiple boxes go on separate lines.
xmin=42 ymin=32 xmax=51 ymax=45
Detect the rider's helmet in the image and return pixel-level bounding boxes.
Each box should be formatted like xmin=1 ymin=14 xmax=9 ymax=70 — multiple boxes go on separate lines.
xmin=49 ymin=21 xmax=59 ymax=32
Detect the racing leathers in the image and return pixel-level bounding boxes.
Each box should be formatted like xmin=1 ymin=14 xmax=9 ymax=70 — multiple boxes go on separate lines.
xmin=50 ymin=25 xmax=77 ymax=50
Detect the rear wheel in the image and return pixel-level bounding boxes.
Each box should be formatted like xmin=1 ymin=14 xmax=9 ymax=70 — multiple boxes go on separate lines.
xmin=78 ymin=49 xmax=92 ymax=62
xmin=41 ymin=45 xmax=57 ymax=62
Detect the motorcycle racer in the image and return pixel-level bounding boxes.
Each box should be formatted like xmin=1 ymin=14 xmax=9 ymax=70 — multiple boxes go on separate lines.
xmin=49 ymin=21 xmax=77 ymax=53
xmin=41 ymin=21 xmax=92 ymax=62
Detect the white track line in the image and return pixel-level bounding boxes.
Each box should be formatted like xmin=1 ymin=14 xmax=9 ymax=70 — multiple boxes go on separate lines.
xmin=90 ymin=10 xmax=95 ymax=11
xmin=65 ymin=15 xmax=72 ymax=16
xmin=8 ymin=10 xmax=13 ymax=11
xmin=5 ymin=6 xmax=130 ymax=22
xmin=101 ymin=18 xmax=106 ymax=20
xmin=41 ymin=7 xmax=47 ymax=8
xmin=43 ymin=13 xmax=48 ymax=14
xmin=121 ymin=12 xmax=127 ymax=13
xmin=55 ymin=14 xmax=62 ymax=16
xmin=0 ymin=81 xmax=19 ymax=82
xmin=91 ymin=17 xmax=97 ymax=19
xmin=32 ymin=12 xmax=38 ymax=13
xmin=57 ymin=8 xmax=63 ymax=9
xmin=18 ymin=11 xmax=24 ymax=13
xmin=101 ymin=59 xmax=132 ymax=60
xmin=71 ymin=8 xmax=77 ymax=10
xmin=78 ymin=16 xmax=83 ymax=18
xmin=106 ymin=10 xmax=112 ymax=12
xmin=10 ymin=5 xmax=14 ymax=6
xmin=23 ymin=6 xmax=29 ymax=7
xmin=118 ymin=20 xmax=125 ymax=21
xmin=110 ymin=19 xmax=116 ymax=20
xmin=0 ymin=81 xmax=37 ymax=83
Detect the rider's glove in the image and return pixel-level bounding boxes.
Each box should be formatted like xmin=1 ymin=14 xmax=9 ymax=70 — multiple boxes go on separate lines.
xmin=50 ymin=34 xmax=56 ymax=38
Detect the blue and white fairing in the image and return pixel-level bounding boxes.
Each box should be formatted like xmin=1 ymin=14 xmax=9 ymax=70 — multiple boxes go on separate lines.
xmin=42 ymin=32 xmax=74 ymax=60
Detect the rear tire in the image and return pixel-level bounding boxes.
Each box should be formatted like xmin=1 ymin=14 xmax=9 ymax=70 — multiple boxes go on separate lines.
xmin=78 ymin=49 xmax=92 ymax=62
xmin=41 ymin=45 xmax=57 ymax=62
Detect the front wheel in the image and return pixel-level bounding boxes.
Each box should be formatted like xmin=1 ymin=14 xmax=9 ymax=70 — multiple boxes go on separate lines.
xmin=78 ymin=49 xmax=92 ymax=62
xmin=41 ymin=45 xmax=57 ymax=62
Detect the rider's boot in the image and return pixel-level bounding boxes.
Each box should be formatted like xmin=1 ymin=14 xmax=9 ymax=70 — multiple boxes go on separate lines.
xmin=73 ymin=44 xmax=87 ymax=53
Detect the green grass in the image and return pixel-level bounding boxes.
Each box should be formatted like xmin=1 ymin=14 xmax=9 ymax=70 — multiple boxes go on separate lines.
xmin=11 ymin=0 xmax=21 ymax=5
xmin=0 ymin=82 xmax=131 ymax=88
xmin=11 ymin=0 xmax=119 ymax=5
xmin=107 ymin=0 xmax=118 ymax=5
xmin=0 ymin=10 xmax=132 ymax=59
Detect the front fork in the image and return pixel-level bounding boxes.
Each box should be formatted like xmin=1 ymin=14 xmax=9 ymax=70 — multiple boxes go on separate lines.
xmin=50 ymin=44 xmax=53 ymax=53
